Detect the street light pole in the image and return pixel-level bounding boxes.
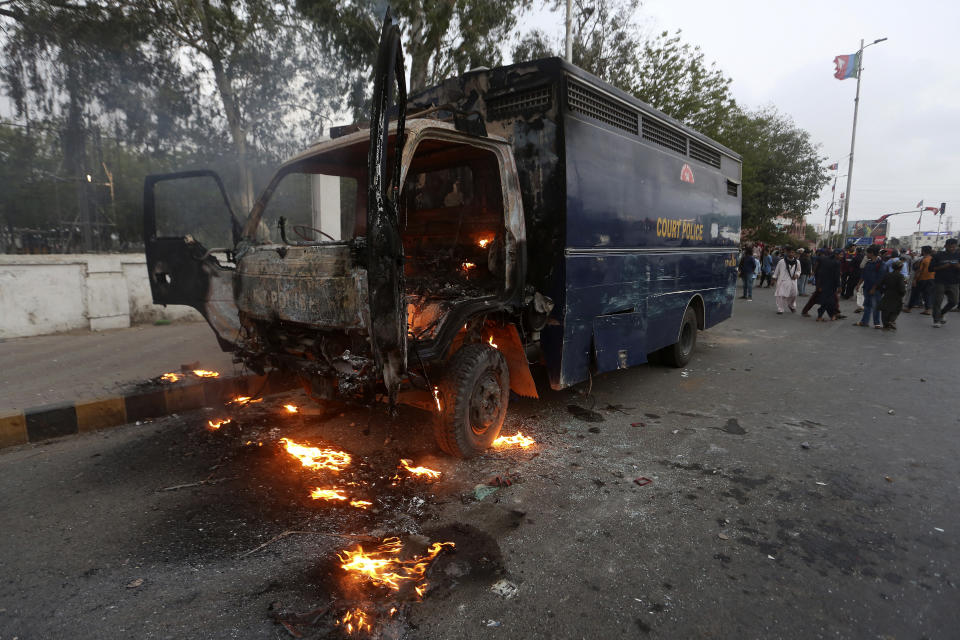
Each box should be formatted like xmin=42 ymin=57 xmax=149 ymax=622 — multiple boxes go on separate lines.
xmin=839 ymin=36 xmax=887 ymax=249
xmin=565 ymin=0 xmax=573 ymax=62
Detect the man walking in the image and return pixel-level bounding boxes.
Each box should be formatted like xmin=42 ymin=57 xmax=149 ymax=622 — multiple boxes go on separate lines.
xmin=914 ymin=246 xmax=935 ymax=315
xmin=772 ymin=247 xmax=800 ymax=314
xmin=798 ymin=249 xmax=811 ymax=296
xmin=738 ymin=246 xmax=756 ymax=300
xmin=853 ymin=246 xmax=884 ymax=328
xmin=931 ymin=238 xmax=960 ymax=328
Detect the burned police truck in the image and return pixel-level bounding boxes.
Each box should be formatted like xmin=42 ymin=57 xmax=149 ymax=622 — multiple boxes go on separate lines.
xmin=143 ymin=13 xmax=741 ymax=458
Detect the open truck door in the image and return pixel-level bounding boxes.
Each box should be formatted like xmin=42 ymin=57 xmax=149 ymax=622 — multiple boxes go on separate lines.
xmin=143 ymin=169 xmax=243 ymax=351
xmin=366 ymin=8 xmax=408 ymax=404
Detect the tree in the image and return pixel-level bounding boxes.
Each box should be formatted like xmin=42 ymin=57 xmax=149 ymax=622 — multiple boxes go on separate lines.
xmin=718 ymin=107 xmax=829 ymax=239
xmin=138 ymin=0 xmax=344 ymax=211
xmin=297 ymin=0 xmax=532 ymax=117
xmin=632 ymin=30 xmax=737 ymax=139
xmin=513 ymin=1 xmax=737 ymax=140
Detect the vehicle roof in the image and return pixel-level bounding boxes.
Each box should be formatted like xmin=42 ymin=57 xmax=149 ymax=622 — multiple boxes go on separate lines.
xmin=279 ymin=119 xmax=510 ymax=170
xmin=415 ymin=56 xmax=741 ymax=162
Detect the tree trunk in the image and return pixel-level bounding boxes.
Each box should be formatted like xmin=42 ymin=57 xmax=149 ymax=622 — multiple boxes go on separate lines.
xmin=192 ymin=0 xmax=255 ymax=214
xmin=407 ymin=10 xmax=429 ymax=92
xmin=64 ymin=57 xmax=92 ymax=252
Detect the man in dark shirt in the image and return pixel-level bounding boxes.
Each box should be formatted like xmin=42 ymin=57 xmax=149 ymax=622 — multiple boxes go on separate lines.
xmin=814 ymin=250 xmax=842 ymax=320
xmin=931 ymin=238 xmax=960 ymax=327
xmin=798 ymin=249 xmax=812 ymax=296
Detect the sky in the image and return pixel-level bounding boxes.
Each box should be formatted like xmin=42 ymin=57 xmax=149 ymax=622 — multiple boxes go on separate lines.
xmin=529 ymin=0 xmax=960 ymax=240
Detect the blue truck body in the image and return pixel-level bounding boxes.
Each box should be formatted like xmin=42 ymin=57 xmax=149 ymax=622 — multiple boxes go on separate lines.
xmin=412 ymin=57 xmax=742 ymax=389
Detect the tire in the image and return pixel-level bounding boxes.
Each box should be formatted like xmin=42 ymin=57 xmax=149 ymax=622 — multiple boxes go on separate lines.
xmin=434 ymin=343 xmax=510 ymax=458
xmin=661 ymin=306 xmax=698 ymax=368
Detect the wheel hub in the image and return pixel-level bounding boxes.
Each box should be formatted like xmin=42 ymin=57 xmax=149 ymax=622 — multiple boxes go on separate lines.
xmin=469 ymin=372 xmax=502 ymax=435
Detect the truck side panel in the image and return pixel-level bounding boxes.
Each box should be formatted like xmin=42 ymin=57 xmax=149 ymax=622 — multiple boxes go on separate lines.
xmin=557 ymin=107 xmax=739 ymax=387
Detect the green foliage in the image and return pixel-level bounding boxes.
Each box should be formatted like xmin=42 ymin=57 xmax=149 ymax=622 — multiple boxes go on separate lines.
xmin=297 ymin=0 xmax=531 ymax=116
xmin=632 ymin=30 xmax=737 ymax=140
xmin=717 ymin=107 xmax=829 ymax=236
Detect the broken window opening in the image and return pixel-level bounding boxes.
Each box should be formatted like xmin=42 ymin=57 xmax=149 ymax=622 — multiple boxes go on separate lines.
xmin=154 ymin=176 xmax=235 ymax=254
xmin=401 ymin=140 xmax=507 ymax=341
xmin=256 ymin=169 xmax=360 ymax=244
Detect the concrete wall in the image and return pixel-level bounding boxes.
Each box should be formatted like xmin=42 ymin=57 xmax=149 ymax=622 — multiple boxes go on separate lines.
xmin=0 ymin=254 xmax=202 ymax=339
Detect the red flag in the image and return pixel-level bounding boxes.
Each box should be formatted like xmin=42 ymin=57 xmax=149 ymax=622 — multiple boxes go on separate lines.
xmin=828 ymin=163 xmax=839 ymax=170
xmin=916 ymin=199 xmax=924 ymax=208
xmin=924 ymin=206 xmax=940 ymax=214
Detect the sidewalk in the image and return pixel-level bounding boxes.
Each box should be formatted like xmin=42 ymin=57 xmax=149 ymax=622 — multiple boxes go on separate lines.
xmin=0 ymin=321 xmax=238 ymax=411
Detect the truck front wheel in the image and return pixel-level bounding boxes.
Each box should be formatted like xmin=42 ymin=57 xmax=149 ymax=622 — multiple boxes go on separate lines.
xmin=434 ymin=343 xmax=510 ymax=458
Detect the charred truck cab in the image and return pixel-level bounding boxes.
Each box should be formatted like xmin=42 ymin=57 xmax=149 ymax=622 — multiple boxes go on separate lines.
xmin=143 ymin=11 xmax=741 ymax=458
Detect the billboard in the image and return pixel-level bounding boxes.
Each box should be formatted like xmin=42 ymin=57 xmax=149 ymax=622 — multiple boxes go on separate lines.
xmin=845 ymin=219 xmax=887 ymax=246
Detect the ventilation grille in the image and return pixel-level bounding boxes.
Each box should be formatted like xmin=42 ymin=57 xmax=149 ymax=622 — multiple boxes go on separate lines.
xmin=567 ymin=80 xmax=637 ymax=134
xmin=488 ymin=86 xmax=551 ymax=118
xmin=690 ymin=140 xmax=722 ymax=169
xmin=727 ymin=180 xmax=739 ymax=197
xmin=641 ymin=117 xmax=687 ymax=155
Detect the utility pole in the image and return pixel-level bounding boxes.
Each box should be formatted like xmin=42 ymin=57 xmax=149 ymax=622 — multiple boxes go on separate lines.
xmin=565 ymin=0 xmax=573 ymax=62
xmin=840 ymin=37 xmax=887 ymax=250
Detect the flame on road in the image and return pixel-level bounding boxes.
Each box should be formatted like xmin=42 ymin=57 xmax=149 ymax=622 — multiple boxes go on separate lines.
xmin=432 ymin=386 xmax=442 ymax=413
xmin=160 ymin=372 xmax=182 ymax=383
xmin=400 ymin=459 xmax=441 ymax=480
xmin=337 ymin=537 xmax=454 ymax=593
xmin=338 ymin=607 xmax=372 ymax=635
xmin=487 ymin=335 xmax=498 ymax=349
xmin=477 ymin=237 xmax=491 ymax=248
xmin=308 ymin=488 xmax=370 ymax=509
xmin=283 ymin=404 xmax=299 ymax=413
xmin=192 ymin=369 xmax=220 ymax=378
xmin=461 ymin=261 xmax=476 ymax=271
xmin=310 ymin=487 xmax=348 ymax=501
xmin=207 ymin=418 xmax=232 ymax=430
xmin=493 ymin=431 xmax=536 ymax=448
xmin=281 ymin=438 xmax=351 ymax=472
xmin=228 ymin=396 xmax=262 ymax=406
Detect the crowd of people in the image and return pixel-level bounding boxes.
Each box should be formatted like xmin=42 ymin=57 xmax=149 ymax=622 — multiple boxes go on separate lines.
xmin=737 ymin=239 xmax=960 ymax=329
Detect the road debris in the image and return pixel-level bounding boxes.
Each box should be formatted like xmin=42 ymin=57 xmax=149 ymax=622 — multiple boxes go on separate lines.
xmin=630 ymin=422 xmax=646 ymax=428
xmin=473 ymin=485 xmax=499 ymax=501
xmin=718 ymin=532 xmax=729 ymax=540
xmin=567 ymin=405 xmax=604 ymax=422
xmin=800 ymin=441 xmax=811 ymax=449
xmin=126 ymin=578 xmax=144 ymax=588
xmin=633 ymin=477 xmax=653 ymax=487
xmin=490 ymin=579 xmax=518 ymax=599
xmin=482 ymin=619 xmax=502 ymax=627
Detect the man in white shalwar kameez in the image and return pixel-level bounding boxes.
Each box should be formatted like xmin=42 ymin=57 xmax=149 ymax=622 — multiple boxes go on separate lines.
xmin=772 ymin=247 xmax=801 ymax=314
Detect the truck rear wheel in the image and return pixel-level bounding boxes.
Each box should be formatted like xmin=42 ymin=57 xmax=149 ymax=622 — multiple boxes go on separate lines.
xmin=434 ymin=343 xmax=510 ymax=458
xmin=661 ymin=306 xmax=698 ymax=368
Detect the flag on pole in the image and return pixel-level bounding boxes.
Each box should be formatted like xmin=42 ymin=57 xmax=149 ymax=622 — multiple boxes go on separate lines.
xmin=828 ymin=162 xmax=839 ymax=170
xmin=833 ymin=53 xmax=860 ymax=80
xmin=916 ymin=199 xmax=924 ymax=209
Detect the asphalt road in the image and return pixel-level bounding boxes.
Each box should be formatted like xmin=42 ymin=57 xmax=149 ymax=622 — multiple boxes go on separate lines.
xmin=1 ymin=287 xmax=957 ymax=639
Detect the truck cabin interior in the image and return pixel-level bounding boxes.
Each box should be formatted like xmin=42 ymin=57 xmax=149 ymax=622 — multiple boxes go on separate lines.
xmin=400 ymin=138 xmax=505 ymax=341
xmin=254 ymin=132 xmax=507 ymax=343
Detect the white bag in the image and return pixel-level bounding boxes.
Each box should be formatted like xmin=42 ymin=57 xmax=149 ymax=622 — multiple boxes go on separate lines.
xmin=855 ymin=288 xmax=864 ymax=307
